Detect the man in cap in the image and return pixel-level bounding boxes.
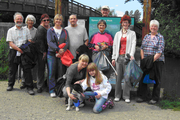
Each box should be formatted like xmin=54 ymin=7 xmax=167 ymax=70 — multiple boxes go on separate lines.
xmin=101 ymin=5 xmax=110 ymax=17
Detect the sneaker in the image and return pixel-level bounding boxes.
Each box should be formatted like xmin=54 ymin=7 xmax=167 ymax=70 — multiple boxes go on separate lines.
xmin=27 ymin=88 xmax=35 ymax=95
xmin=20 ymin=82 xmax=26 ymax=89
xmin=149 ymin=99 xmax=157 ymax=104
xmin=7 ymin=86 xmax=13 ymax=91
xmin=50 ymin=93 xmax=56 ymax=98
xmin=125 ymin=99 xmax=130 ymax=103
xmin=37 ymin=88 xmax=43 ymax=93
xmin=114 ymin=98 xmax=120 ymax=102
xmin=136 ymin=98 xmax=144 ymax=103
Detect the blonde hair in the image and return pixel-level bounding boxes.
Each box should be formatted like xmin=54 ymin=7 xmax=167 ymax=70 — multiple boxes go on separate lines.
xmin=86 ymin=62 xmax=103 ymax=87
xmin=53 ymin=14 xmax=63 ymax=24
xmin=78 ymin=54 xmax=89 ymax=63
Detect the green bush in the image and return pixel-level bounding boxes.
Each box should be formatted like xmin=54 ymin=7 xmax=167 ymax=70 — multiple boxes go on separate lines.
xmin=0 ymin=37 xmax=9 ymax=80
xmin=154 ymin=3 xmax=180 ymax=57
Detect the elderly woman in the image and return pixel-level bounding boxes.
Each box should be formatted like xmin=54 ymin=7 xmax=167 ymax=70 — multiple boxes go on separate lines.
xmin=111 ymin=15 xmax=136 ymax=103
xmin=63 ymin=54 xmax=89 ymax=106
xmin=89 ymin=20 xmax=113 ymax=70
xmin=47 ymin=14 xmax=69 ymax=98
xmin=136 ymin=20 xmax=165 ymax=104
xmin=20 ymin=14 xmax=37 ymax=89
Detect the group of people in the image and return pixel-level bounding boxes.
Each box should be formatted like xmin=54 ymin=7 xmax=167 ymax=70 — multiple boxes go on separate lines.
xmin=6 ymin=5 xmax=165 ymax=113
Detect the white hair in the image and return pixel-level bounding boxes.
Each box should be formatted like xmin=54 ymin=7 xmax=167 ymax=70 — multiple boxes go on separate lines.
xmin=25 ymin=14 xmax=36 ymax=24
xmin=150 ymin=19 xmax=159 ymax=28
xmin=13 ymin=12 xmax=24 ymax=20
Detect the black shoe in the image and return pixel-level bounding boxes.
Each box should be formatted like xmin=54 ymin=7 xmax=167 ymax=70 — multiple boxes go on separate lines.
xmin=37 ymin=88 xmax=43 ymax=93
xmin=136 ymin=98 xmax=145 ymax=103
xmin=27 ymin=88 xmax=35 ymax=95
xmin=20 ymin=82 xmax=26 ymax=89
xmin=7 ymin=86 xmax=13 ymax=91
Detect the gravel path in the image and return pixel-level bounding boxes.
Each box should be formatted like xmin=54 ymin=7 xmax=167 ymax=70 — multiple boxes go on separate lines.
xmin=0 ymin=81 xmax=179 ymax=120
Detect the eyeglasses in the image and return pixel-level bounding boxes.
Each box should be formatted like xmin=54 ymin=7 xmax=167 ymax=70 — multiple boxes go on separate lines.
xmin=43 ymin=19 xmax=50 ymax=22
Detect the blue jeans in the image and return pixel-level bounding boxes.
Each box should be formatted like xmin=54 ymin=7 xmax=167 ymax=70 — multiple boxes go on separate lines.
xmin=84 ymin=91 xmax=107 ymax=113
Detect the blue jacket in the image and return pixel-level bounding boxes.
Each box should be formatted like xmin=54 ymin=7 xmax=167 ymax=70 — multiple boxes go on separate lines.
xmin=47 ymin=27 xmax=69 ymax=55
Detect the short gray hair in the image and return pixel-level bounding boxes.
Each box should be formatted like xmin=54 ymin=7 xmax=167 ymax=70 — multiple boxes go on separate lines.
xmin=25 ymin=14 xmax=36 ymax=24
xmin=150 ymin=19 xmax=159 ymax=28
xmin=13 ymin=12 xmax=24 ymax=20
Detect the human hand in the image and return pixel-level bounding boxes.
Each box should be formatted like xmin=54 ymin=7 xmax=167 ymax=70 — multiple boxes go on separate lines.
xmin=101 ymin=45 xmax=108 ymax=50
xmin=130 ymin=56 xmax=134 ymax=60
xmin=56 ymin=53 xmax=61 ymax=58
xmin=59 ymin=49 xmax=64 ymax=55
xmin=95 ymin=45 xmax=100 ymax=51
xmin=112 ymin=60 xmax=115 ymax=66
xmin=69 ymin=94 xmax=76 ymax=100
xmin=95 ymin=93 xmax=101 ymax=99
xmin=19 ymin=48 xmax=23 ymax=54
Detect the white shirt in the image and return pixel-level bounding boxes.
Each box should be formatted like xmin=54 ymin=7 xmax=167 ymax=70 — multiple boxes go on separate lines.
xmin=53 ymin=27 xmax=62 ymax=40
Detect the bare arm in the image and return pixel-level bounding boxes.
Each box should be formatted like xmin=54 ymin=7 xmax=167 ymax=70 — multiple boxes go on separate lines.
xmin=140 ymin=49 xmax=144 ymax=59
xmin=9 ymin=41 xmax=23 ymax=53
xmin=154 ymin=53 xmax=161 ymax=62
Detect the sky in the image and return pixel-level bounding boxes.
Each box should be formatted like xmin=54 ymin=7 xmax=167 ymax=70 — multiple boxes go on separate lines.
xmin=75 ymin=0 xmax=143 ymax=19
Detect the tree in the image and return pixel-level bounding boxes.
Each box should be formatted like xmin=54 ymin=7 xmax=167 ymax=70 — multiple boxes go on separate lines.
xmin=96 ymin=6 xmax=117 ymax=17
xmin=124 ymin=10 xmax=141 ymax=23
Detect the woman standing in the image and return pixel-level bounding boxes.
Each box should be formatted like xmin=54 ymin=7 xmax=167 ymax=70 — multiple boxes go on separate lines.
xmin=47 ymin=14 xmax=69 ymax=98
xmin=136 ymin=20 xmax=165 ymax=104
xmin=20 ymin=15 xmax=37 ymax=89
xmin=111 ymin=15 xmax=136 ymax=103
xmin=89 ymin=20 xmax=113 ymax=62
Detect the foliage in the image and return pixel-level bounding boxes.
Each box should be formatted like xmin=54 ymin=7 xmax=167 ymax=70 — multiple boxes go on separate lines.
xmin=125 ymin=10 xmax=141 ymax=23
xmin=154 ymin=3 xmax=180 ymax=56
xmin=158 ymin=90 xmax=180 ymax=111
xmin=96 ymin=6 xmax=117 ymax=17
xmin=0 ymin=37 xmax=9 ymax=80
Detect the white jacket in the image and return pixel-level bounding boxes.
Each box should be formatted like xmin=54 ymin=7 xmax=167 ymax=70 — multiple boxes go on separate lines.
xmin=81 ymin=72 xmax=112 ymax=99
xmin=112 ymin=29 xmax=136 ymax=61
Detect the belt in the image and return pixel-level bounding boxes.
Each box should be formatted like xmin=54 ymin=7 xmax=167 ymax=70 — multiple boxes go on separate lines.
xmin=119 ymin=54 xmax=125 ymax=57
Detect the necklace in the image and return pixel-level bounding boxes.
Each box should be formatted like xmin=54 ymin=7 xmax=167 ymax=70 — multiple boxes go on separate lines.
xmin=122 ymin=29 xmax=127 ymax=34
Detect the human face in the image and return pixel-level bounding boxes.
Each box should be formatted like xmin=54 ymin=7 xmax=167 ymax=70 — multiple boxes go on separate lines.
xmin=122 ymin=20 xmax=130 ymax=30
xmin=89 ymin=70 xmax=96 ymax=77
xmin=54 ymin=17 xmax=63 ymax=27
xmin=42 ymin=17 xmax=50 ymax=27
xmin=27 ymin=19 xmax=34 ymax=28
xmin=69 ymin=15 xmax=77 ymax=27
xmin=101 ymin=9 xmax=109 ymax=17
xmin=14 ymin=15 xmax=23 ymax=27
xmin=98 ymin=22 xmax=106 ymax=33
xmin=150 ymin=24 xmax=158 ymax=34
xmin=79 ymin=60 xmax=88 ymax=69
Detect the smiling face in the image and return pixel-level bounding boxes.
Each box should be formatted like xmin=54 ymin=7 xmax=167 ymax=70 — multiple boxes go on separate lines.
xmin=98 ymin=22 xmax=106 ymax=33
xmin=89 ymin=70 xmax=96 ymax=77
xmin=69 ymin=15 xmax=78 ymax=27
xmin=150 ymin=24 xmax=158 ymax=34
xmin=41 ymin=17 xmax=50 ymax=28
xmin=54 ymin=16 xmax=63 ymax=27
xmin=101 ymin=8 xmax=110 ymax=17
xmin=27 ymin=19 xmax=34 ymax=28
xmin=79 ymin=59 xmax=88 ymax=69
xmin=14 ymin=14 xmax=23 ymax=27
xmin=121 ymin=20 xmax=130 ymax=30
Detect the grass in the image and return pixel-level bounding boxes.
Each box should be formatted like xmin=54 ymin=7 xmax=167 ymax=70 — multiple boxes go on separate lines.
xmin=158 ymin=90 xmax=180 ymax=111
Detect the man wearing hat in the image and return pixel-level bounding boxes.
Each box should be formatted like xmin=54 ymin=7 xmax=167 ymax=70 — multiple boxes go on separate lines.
xmin=101 ymin=5 xmax=110 ymax=17
xmin=33 ymin=13 xmax=50 ymax=93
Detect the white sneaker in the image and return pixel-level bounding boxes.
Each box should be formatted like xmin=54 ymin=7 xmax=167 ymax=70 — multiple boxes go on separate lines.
xmin=125 ymin=99 xmax=130 ymax=103
xmin=50 ymin=93 xmax=56 ymax=98
xmin=114 ymin=98 xmax=120 ymax=102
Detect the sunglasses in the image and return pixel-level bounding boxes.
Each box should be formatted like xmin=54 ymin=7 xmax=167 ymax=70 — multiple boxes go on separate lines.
xmin=43 ymin=19 xmax=50 ymax=22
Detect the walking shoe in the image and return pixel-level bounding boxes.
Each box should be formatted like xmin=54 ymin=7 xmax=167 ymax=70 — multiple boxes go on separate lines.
xmin=37 ymin=88 xmax=43 ymax=93
xmin=20 ymin=82 xmax=26 ymax=89
xmin=149 ymin=99 xmax=157 ymax=104
xmin=136 ymin=98 xmax=145 ymax=103
xmin=125 ymin=99 xmax=130 ymax=103
xmin=114 ymin=98 xmax=120 ymax=102
xmin=27 ymin=88 xmax=35 ymax=95
xmin=7 ymin=86 xmax=13 ymax=91
xmin=50 ymin=93 xmax=56 ymax=98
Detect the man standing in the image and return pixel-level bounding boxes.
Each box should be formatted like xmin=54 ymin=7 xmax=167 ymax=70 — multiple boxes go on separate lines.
xmin=101 ymin=5 xmax=110 ymax=17
xmin=33 ymin=13 xmax=50 ymax=93
xmin=65 ymin=14 xmax=89 ymax=62
xmin=6 ymin=12 xmax=34 ymax=95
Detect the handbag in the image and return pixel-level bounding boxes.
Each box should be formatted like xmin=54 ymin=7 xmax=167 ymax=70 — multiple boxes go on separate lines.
xmin=143 ymin=74 xmax=156 ymax=84
xmin=94 ymin=50 xmax=110 ymax=71
xmin=54 ymin=76 xmax=66 ymax=98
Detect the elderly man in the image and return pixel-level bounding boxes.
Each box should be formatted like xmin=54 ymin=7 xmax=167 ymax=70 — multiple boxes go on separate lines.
xmin=6 ymin=12 xmax=35 ymax=95
xmin=65 ymin=14 xmax=89 ymax=62
xmin=101 ymin=5 xmax=110 ymax=17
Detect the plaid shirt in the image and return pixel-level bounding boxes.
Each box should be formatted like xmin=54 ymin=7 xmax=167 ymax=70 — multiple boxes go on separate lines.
xmin=6 ymin=26 xmax=31 ymax=49
xmin=141 ymin=33 xmax=165 ymax=62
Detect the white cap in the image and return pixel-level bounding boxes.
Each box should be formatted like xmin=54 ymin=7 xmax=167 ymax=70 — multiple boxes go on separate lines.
xmin=101 ymin=6 xmax=110 ymax=10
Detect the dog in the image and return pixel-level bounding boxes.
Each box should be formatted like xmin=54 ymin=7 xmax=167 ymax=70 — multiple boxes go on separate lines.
xmin=66 ymin=84 xmax=84 ymax=111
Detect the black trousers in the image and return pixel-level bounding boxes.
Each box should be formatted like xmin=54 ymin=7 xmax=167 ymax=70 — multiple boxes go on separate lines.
xmin=137 ymin=61 xmax=164 ymax=101
xmin=8 ymin=49 xmax=33 ymax=89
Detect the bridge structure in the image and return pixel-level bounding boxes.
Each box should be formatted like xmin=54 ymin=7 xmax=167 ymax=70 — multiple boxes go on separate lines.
xmin=0 ymin=0 xmax=101 ymax=17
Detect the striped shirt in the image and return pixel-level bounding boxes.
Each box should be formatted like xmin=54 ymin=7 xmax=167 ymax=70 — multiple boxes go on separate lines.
xmin=6 ymin=26 xmax=31 ymax=49
xmin=141 ymin=33 xmax=165 ymax=62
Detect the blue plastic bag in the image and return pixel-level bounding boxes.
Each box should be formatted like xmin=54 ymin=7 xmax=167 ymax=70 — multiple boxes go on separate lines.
xmin=143 ymin=74 xmax=156 ymax=84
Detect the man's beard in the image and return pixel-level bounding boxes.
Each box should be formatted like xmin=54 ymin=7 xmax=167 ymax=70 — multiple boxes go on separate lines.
xmin=15 ymin=22 xmax=23 ymax=27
